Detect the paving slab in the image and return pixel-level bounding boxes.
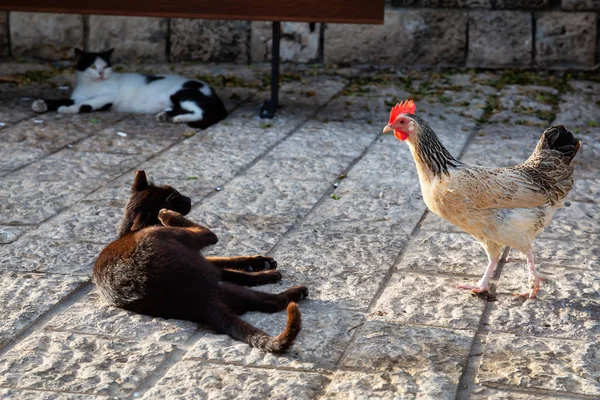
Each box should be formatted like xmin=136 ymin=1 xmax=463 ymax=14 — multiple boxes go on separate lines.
xmin=185 ymin=301 xmax=363 ymax=371
xmin=0 ymin=272 xmax=85 ymax=349
xmin=0 ymin=237 xmax=103 ymax=275
xmin=371 ymin=272 xmax=487 ymax=330
xmin=270 ymin=230 xmax=407 ymax=311
xmin=0 ymin=331 xmax=174 ymax=397
xmin=340 ymin=321 xmax=474 ymax=399
xmin=28 ymin=202 xmax=123 ymax=244
xmin=140 ymin=361 xmax=329 ymax=400
xmin=44 ymin=291 xmax=197 ymax=344
xmin=478 ymin=333 xmax=600 ymax=396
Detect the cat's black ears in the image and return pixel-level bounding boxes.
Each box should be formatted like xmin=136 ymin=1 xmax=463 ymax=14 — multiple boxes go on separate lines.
xmin=132 ymin=170 xmax=149 ymax=191
xmin=73 ymin=48 xmax=114 ymax=59
xmin=101 ymin=48 xmax=115 ymax=60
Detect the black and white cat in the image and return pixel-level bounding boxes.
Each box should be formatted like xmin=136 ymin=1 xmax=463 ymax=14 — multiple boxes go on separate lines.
xmin=32 ymin=48 xmax=228 ymax=129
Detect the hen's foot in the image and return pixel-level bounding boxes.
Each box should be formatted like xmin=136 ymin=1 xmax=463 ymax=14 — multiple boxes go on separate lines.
xmin=518 ymin=277 xmax=542 ymax=299
xmin=456 ymin=283 xmax=490 ymax=294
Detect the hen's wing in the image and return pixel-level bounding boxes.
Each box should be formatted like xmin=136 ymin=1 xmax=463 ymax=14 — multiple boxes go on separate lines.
xmin=448 ymin=167 xmax=552 ymax=210
xmin=449 ymin=125 xmax=579 ymax=210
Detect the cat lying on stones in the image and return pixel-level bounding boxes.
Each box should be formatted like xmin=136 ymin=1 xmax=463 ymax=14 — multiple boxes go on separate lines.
xmin=32 ymin=48 xmax=227 ymax=129
xmin=93 ymin=170 xmax=308 ymax=353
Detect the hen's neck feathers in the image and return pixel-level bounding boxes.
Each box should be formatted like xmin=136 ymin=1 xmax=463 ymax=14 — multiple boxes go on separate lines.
xmin=407 ymin=115 xmax=461 ymax=178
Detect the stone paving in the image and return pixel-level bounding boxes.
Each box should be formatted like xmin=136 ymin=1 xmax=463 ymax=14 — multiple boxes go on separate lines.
xmin=0 ymin=62 xmax=599 ymax=399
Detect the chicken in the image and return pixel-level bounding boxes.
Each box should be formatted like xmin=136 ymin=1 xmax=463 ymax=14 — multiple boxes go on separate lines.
xmin=383 ymin=100 xmax=581 ymax=299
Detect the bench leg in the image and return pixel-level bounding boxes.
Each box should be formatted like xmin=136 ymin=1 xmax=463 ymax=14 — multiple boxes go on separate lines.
xmin=259 ymin=21 xmax=281 ymax=119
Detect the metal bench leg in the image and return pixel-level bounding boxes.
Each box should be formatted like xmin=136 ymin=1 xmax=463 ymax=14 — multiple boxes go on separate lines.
xmin=259 ymin=21 xmax=280 ymax=119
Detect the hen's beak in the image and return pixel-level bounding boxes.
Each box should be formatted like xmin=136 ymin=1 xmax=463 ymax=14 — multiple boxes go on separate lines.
xmin=383 ymin=124 xmax=393 ymax=134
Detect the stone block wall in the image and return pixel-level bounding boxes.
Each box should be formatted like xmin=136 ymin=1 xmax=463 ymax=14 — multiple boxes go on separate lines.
xmin=0 ymin=2 xmax=598 ymax=70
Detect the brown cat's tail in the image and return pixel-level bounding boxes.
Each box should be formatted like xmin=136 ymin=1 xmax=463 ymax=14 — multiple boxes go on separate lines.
xmin=213 ymin=302 xmax=302 ymax=353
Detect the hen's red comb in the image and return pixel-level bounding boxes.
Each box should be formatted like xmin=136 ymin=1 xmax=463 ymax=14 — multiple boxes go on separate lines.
xmin=388 ymin=100 xmax=416 ymax=124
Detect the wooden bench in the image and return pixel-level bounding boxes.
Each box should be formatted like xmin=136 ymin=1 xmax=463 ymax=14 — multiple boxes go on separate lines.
xmin=0 ymin=1 xmax=384 ymax=117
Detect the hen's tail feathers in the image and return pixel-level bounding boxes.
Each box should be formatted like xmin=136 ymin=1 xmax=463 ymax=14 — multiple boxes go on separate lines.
xmin=541 ymin=125 xmax=581 ymax=163
xmin=213 ymin=302 xmax=302 ymax=353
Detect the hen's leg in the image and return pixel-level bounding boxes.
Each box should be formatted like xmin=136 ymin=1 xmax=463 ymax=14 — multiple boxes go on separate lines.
xmin=519 ymin=249 xmax=542 ymax=299
xmin=457 ymin=242 xmax=502 ymax=294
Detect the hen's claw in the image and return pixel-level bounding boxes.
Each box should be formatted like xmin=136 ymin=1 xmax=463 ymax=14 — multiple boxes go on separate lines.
xmin=456 ymin=284 xmax=491 ymax=294
xmin=518 ymin=277 xmax=542 ymax=299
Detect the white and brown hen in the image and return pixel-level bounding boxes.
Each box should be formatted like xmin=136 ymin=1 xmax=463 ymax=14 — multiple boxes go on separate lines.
xmin=383 ymin=100 xmax=581 ymax=299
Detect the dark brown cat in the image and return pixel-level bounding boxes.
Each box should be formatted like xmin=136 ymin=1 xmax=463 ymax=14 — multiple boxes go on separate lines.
xmin=93 ymin=170 xmax=308 ymax=353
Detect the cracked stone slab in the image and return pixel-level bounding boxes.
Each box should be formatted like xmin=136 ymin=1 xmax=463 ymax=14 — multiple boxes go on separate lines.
xmin=0 ymin=237 xmax=103 ymax=275
xmin=273 ymin=120 xmax=376 ymax=160
xmin=196 ymin=173 xmax=331 ymax=220
xmin=570 ymin=178 xmax=600 ymax=202
xmin=1 ymin=112 xmax=124 ymax=152
xmin=395 ymin=230 xmax=489 ymax=276
xmin=9 ymin=149 xmax=145 ymax=184
xmin=0 ymin=225 xmax=32 ymax=244
xmin=488 ymin=86 xmax=555 ymax=126
xmin=323 ymin=371 xmax=426 ymax=400
xmin=486 ymin=295 xmax=600 ymax=342
xmin=187 ymin=210 xmax=289 ymax=256
xmin=341 ymin=321 xmax=474 ymax=399
xmin=0 ymin=98 xmax=37 ymax=127
xmin=470 ymin=386 xmax=565 ymax=399
xmin=555 ymin=93 xmax=600 ymax=128
xmin=184 ymin=301 xmax=364 ymax=370
xmin=0 ymin=179 xmax=89 ymax=225
xmin=270 ymin=230 xmax=407 ymax=310
xmin=497 ymin=260 xmax=600 ymax=301
xmin=335 ymin=136 xmax=419 ymax=193
xmin=300 ymin=184 xmax=426 ymax=236
xmin=371 ymin=272 xmax=487 ymax=330
xmin=0 ymin=142 xmax=46 ymax=176
xmin=141 ymin=360 xmax=329 ymax=399
xmin=0 ymin=331 xmax=173 ymax=397
xmin=29 ymin=202 xmax=122 ymax=244
xmin=0 ymin=272 xmax=85 ymax=348
xmin=318 ymin=95 xmax=390 ymax=123
xmin=278 ymin=75 xmax=347 ymax=109
xmin=45 ymin=291 xmax=197 ymax=344
xmin=248 ymin=154 xmax=355 ymax=184
xmin=72 ymin=128 xmax=178 ymax=155
xmin=569 ymin=79 xmax=600 ymax=94
xmin=489 ymin=261 xmax=600 ymax=340
xmin=539 ymin=201 xmax=600 ymax=239
xmin=570 ymin=127 xmax=600 ymax=180
xmin=478 ymin=333 xmax=600 ymax=396
xmin=0 ymin=389 xmax=105 ymax=400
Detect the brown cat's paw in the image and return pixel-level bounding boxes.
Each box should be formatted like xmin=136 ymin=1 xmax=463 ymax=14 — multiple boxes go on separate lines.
xmin=263 ymin=270 xmax=282 ymax=284
xmin=245 ymin=255 xmax=277 ymax=272
xmin=282 ymin=285 xmax=309 ymax=302
xmin=158 ymin=209 xmax=181 ymax=226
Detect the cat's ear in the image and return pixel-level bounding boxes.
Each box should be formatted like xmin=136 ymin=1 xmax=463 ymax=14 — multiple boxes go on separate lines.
xmin=130 ymin=214 xmax=147 ymax=231
xmin=132 ymin=170 xmax=148 ymax=192
xmin=101 ymin=48 xmax=115 ymax=61
xmin=74 ymin=48 xmax=84 ymax=58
